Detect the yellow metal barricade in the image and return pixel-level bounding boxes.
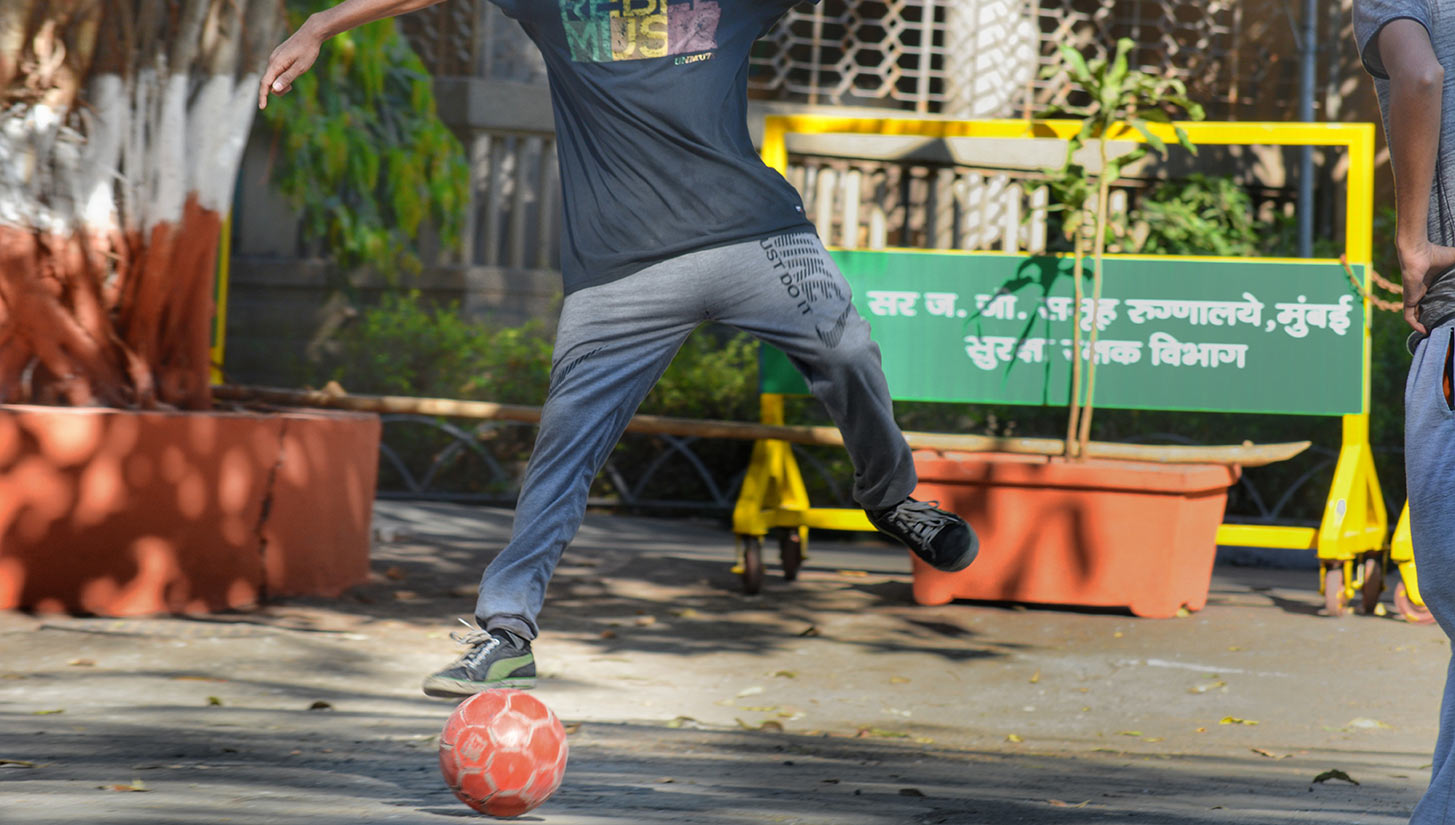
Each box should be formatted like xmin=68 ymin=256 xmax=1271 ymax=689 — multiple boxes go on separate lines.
xmin=734 ymin=117 xmax=1405 ymax=613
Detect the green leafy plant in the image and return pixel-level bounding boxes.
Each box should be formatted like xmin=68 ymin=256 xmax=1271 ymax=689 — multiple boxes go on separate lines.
xmin=330 ymin=292 xmax=552 ymax=403
xmin=261 ymin=1 xmax=469 ymax=278
xmin=1133 ymin=174 xmax=1261 ymax=257
xmin=327 ymin=294 xmax=774 ymax=506
xmin=1044 ymin=37 xmax=1205 ymax=459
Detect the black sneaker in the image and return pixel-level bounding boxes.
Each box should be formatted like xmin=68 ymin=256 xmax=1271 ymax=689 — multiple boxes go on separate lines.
xmin=421 ymin=623 xmax=536 ymax=698
xmin=867 ymin=497 xmax=979 ymax=572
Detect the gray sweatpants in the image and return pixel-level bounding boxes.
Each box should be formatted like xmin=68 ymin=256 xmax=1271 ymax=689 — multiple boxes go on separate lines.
xmin=1407 ymin=320 xmax=1455 ymax=825
xmin=475 ymin=231 xmax=917 ymax=639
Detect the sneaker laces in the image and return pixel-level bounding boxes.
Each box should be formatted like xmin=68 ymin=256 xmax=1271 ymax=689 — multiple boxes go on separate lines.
xmin=450 ymin=618 xmax=501 ymax=668
xmin=880 ymin=499 xmax=950 ymax=544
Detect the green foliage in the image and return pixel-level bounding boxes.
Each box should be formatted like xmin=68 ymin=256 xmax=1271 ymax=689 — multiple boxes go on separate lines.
xmin=330 ymin=292 xmax=551 ymax=403
xmin=1133 ymin=175 xmax=1261 ymax=257
xmin=1044 ymin=37 xmax=1206 ymax=457
xmin=261 ymin=2 xmax=469 ymax=278
xmin=326 ymin=293 xmax=549 ymax=497
xmin=1045 ymin=38 xmax=1206 ymax=247
xmin=327 ymin=295 xmax=768 ymax=506
xmin=1256 ymin=210 xmax=1346 ymax=260
xmin=639 ymin=331 xmax=760 ymax=421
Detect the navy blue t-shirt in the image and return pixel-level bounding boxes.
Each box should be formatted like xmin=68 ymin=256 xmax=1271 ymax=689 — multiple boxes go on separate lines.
xmin=490 ymin=0 xmax=816 ymax=293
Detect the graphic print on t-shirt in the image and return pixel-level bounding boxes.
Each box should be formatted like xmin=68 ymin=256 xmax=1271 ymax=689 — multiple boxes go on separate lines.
xmin=559 ymin=0 xmax=720 ymax=62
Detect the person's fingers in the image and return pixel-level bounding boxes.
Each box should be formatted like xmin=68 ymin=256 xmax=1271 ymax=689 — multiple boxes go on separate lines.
xmin=259 ymin=56 xmax=289 ymax=109
xmin=1406 ymin=291 xmax=1428 ymax=334
xmin=1407 ymin=304 xmax=1427 ymax=335
xmin=272 ymin=65 xmax=297 ymax=93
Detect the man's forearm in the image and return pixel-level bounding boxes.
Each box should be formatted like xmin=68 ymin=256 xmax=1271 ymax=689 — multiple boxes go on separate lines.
xmin=1382 ymin=19 xmax=1445 ymax=255
xmin=305 ymin=0 xmax=446 ymax=40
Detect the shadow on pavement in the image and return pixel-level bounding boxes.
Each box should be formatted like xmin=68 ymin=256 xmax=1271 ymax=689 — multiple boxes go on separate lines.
xmin=0 ymin=710 xmax=1405 ymax=825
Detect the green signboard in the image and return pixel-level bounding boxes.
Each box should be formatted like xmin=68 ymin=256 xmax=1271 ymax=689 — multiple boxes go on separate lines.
xmin=761 ymin=251 xmax=1366 ymax=416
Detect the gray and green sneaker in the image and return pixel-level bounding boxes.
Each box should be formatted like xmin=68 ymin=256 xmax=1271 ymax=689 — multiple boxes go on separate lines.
xmin=421 ymin=624 xmax=536 ymax=698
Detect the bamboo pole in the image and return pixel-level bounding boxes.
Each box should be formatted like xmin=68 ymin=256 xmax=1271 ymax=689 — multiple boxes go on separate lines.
xmin=214 ymin=384 xmax=1312 ymax=468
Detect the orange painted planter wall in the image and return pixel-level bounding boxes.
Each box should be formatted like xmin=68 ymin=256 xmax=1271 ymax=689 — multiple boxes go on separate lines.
xmin=0 ymin=405 xmax=380 ymax=616
xmin=909 ymin=451 xmax=1239 ymax=618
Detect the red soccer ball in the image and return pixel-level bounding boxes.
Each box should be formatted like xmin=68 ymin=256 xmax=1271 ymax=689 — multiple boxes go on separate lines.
xmin=438 ymin=689 xmax=569 ymax=817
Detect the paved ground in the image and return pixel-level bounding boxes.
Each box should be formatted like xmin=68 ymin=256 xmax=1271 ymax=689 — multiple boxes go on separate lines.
xmin=0 ymin=500 xmax=1448 ymax=824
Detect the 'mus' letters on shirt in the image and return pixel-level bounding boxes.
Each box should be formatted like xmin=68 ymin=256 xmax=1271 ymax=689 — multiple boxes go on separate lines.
xmin=559 ymin=0 xmax=721 ymax=63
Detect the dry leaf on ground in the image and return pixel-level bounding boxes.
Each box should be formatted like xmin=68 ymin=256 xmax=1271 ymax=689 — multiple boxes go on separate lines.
xmin=1345 ymin=718 xmax=1392 ymax=730
xmin=1220 ymin=716 xmax=1259 ymax=726
xmin=1313 ymin=769 xmax=1359 ymax=785
xmin=735 ymin=718 xmax=784 ymax=732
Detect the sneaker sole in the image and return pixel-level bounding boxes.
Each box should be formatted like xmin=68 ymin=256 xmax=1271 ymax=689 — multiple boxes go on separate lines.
xmin=421 ymin=675 xmax=537 ymax=699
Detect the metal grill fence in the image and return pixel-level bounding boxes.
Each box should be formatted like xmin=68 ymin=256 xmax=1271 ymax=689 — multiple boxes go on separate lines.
xmin=749 ymin=0 xmax=1308 ymax=121
xmin=373 ymin=413 xmax=1386 ymax=533
xmin=400 ymin=0 xmax=1319 ymax=121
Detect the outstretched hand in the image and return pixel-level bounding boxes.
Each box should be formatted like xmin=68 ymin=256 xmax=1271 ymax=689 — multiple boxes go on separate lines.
xmin=258 ymin=21 xmax=324 ymax=110
xmin=1399 ymin=240 xmax=1455 ymax=334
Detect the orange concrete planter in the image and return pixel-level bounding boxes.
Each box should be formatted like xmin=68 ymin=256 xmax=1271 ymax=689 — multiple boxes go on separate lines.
xmin=0 ymin=405 xmax=380 ymax=616
xmin=910 ymin=451 xmax=1238 ymax=618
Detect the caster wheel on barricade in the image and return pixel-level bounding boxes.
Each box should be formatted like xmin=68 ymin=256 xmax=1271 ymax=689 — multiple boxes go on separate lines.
xmin=1360 ymin=554 xmax=1386 ymax=616
xmin=778 ymin=529 xmax=804 ymax=582
xmin=740 ymin=536 xmax=764 ymax=595
xmin=1395 ymin=581 xmax=1436 ymax=624
xmin=1322 ymin=565 xmax=1349 ymax=617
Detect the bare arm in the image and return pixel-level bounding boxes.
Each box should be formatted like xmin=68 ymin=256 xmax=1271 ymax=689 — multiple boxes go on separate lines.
xmin=1381 ymin=18 xmax=1455 ymax=333
xmin=258 ymin=0 xmax=447 ymax=110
